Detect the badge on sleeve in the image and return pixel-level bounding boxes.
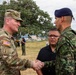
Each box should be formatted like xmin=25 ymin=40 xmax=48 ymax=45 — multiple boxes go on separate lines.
xmin=2 ymin=40 xmax=11 ymax=47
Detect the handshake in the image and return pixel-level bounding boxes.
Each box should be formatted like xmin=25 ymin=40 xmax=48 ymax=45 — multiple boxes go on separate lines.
xmin=31 ymin=60 xmax=44 ymax=70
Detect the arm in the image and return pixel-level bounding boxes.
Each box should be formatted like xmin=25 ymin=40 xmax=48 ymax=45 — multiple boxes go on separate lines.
xmin=44 ymin=60 xmax=55 ymax=68
xmin=56 ymin=42 xmax=75 ymax=75
xmin=0 ymin=38 xmax=43 ymax=70
xmin=36 ymin=69 xmax=43 ymax=75
xmin=56 ymin=44 xmax=75 ymax=75
xmin=21 ymin=40 xmax=25 ymax=44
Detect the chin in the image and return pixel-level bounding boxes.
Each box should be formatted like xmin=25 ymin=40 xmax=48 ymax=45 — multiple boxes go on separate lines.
xmin=15 ymin=29 xmax=18 ymax=32
xmin=13 ymin=30 xmax=18 ymax=33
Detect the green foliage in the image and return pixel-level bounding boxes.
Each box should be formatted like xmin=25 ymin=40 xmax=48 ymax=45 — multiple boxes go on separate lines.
xmin=0 ymin=0 xmax=54 ymax=36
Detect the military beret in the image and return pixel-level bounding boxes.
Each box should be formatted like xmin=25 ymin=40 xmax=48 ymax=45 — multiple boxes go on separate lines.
xmin=5 ymin=9 xmax=23 ymax=22
xmin=54 ymin=8 xmax=74 ymax=19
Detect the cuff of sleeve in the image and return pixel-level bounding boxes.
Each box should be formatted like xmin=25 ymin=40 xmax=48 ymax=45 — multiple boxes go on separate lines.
xmin=24 ymin=60 xmax=33 ymax=68
xmin=44 ymin=60 xmax=55 ymax=68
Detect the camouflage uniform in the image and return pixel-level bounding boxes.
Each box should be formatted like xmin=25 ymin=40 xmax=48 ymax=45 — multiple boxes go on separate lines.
xmin=0 ymin=29 xmax=32 ymax=75
xmin=44 ymin=27 xmax=76 ymax=75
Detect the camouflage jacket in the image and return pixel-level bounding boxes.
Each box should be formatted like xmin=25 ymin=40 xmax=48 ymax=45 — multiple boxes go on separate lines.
xmin=44 ymin=27 xmax=76 ymax=75
xmin=0 ymin=29 xmax=32 ymax=75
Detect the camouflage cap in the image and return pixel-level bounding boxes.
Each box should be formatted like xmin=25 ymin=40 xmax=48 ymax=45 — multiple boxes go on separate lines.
xmin=5 ymin=9 xmax=23 ymax=22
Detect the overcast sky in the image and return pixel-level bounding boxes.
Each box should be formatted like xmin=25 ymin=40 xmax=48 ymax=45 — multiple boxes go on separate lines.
xmin=33 ymin=0 xmax=76 ymax=30
xmin=0 ymin=0 xmax=76 ymax=30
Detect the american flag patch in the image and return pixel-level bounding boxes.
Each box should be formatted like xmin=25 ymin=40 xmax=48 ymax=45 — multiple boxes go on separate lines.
xmin=2 ymin=40 xmax=11 ymax=47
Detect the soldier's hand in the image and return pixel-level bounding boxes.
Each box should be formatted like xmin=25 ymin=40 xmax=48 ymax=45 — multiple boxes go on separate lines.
xmin=31 ymin=60 xmax=44 ymax=70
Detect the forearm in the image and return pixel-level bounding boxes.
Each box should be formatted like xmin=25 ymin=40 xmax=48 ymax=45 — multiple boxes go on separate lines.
xmin=36 ymin=69 xmax=43 ymax=75
xmin=2 ymin=53 xmax=32 ymax=70
xmin=44 ymin=60 xmax=55 ymax=68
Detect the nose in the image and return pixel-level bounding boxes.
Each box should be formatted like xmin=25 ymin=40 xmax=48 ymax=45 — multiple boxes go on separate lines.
xmin=51 ymin=36 xmax=55 ymax=39
xmin=18 ymin=21 xmax=21 ymax=26
xmin=54 ymin=20 xmax=56 ymax=24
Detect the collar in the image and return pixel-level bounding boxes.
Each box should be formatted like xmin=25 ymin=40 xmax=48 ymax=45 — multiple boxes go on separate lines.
xmin=2 ymin=29 xmax=13 ymax=39
xmin=61 ymin=26 xmax=72 ymax=35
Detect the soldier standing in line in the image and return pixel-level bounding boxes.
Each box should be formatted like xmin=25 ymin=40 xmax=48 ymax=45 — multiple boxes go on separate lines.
xmin=0 ymin=9 xmax=44 ymax=75
xmin=43 ymin=7 xmax=76 ymax=75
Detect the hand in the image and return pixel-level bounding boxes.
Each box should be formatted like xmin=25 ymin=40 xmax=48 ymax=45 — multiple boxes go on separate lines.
xmin=32 ymin=60 xmax=44 ymax=70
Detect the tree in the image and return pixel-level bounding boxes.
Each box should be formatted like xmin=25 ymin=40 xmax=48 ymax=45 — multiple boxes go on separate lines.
xmin=0 ymin=0 xmax=53 ymax=37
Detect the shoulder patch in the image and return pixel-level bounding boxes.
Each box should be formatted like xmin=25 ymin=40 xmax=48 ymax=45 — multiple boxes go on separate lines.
xmin=2 ymin=40 xmax=11 ymax=47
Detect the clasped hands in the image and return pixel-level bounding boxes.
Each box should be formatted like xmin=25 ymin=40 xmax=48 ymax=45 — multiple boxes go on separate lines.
xmin=31 ymin=60 xmax=44 ymax=70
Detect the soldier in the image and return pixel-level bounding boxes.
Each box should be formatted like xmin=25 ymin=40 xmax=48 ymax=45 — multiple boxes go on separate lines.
xmin=44 ymin=8 xmax=76 ymax=75
xmin=0 ymin=9 xmax=44 ymax=75
xmin=21 ymin=37 xmax=26 ymax=55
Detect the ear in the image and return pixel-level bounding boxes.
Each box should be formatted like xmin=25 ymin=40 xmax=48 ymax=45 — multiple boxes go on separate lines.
xmin=6 ymin=18 xmax=11 ymax=24
xmin=61 ymin=16 xmax=64 ymax=22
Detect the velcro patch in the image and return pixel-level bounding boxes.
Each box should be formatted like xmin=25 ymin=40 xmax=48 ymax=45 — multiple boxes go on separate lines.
xmin=2 ymin=40 xmax=11 ymax=47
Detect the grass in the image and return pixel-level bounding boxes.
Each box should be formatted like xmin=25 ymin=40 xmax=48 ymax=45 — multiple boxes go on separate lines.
xmin=17 ymin=41 xmax=47 ymax=75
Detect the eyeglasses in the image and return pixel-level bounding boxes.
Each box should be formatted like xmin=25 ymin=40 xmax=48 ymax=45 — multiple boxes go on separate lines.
xmin=48 ymin=35 xmax=59 ymax=38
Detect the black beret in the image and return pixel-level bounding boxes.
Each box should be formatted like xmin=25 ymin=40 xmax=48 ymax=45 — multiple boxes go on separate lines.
xmin=54 ymin=8 xmax=74 ymax=19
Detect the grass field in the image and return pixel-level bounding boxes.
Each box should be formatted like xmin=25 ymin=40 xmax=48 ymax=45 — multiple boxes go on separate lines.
xmin=17 ymin=41 xmax=47 ymax=75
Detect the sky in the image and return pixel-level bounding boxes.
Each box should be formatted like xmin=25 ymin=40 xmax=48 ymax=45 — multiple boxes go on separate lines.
xmin=33 ymin=0 xmax=76 ymax=30
xmin=0 ymin=0 xmax=76 ymax=30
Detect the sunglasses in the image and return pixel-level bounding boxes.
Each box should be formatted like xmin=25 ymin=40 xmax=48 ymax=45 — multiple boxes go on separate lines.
xmin=48 ymin=35 xmax=59 ymax=37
